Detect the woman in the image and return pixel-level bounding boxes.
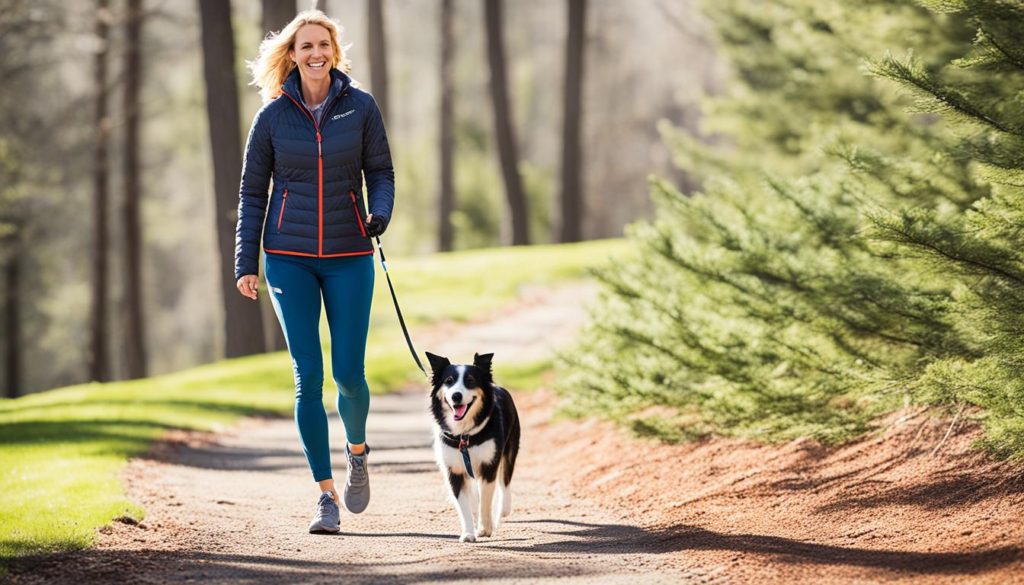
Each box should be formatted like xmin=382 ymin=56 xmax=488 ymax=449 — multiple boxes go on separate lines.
xmin=234 ymin=10 xmax=393 ymax=534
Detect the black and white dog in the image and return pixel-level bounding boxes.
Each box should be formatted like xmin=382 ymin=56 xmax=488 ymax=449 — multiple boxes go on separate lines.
xmin=426 ymin=352 xmax=520 ymax=542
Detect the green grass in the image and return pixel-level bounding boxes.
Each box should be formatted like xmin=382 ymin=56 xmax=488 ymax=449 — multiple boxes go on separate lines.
xmin=359 ymin=238 xmax=630 ymax=389
xmin=0 ymin=239 xmax=626 ymax=565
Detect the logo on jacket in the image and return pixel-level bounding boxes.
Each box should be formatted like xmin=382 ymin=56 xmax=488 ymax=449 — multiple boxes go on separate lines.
xmin=332 ymin=109 xmax=356 ymax=120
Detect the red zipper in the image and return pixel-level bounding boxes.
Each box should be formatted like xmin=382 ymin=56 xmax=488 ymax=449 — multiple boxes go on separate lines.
xmin=350 ymin=190 xmax=368 ymax=238
xmin=316 ymin=131 xmax=323 ymax=255
xmin=276 ymin=187 xmax=288 ymax=231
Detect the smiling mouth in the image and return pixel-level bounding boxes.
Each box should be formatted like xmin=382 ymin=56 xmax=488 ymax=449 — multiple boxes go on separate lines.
xmin=308 ymin=61 xmax=326 ymax=70
xmin=452 ymin=398 xmax=476 ymax=421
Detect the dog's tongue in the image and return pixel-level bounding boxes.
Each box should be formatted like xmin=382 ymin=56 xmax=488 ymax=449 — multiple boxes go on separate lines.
xmin=454 ymin=404 xmax=469 ymax=419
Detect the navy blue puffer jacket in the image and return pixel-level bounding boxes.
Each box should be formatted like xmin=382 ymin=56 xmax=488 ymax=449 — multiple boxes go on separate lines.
xmin=234 ymin=68 xmax=394 ymax=280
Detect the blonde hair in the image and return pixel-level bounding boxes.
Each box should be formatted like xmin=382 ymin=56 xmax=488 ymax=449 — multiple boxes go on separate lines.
xmin=248 ymin=9 xmax=352 ymax=103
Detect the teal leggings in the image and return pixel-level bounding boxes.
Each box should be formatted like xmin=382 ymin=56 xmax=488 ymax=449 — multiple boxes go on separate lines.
xmin=264 ymin=252 xmax=374 ymax=482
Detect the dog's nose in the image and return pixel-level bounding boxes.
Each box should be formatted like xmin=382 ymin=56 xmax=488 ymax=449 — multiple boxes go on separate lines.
xmin=452 ymin=392 xmax=463 ymax=404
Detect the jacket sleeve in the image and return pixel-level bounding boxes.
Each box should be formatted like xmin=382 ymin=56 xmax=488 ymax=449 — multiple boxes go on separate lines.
xmin=362 ymin=95 xmax=395 ymax=229
xmin=234 ymin=106 xmax=274 ymax=280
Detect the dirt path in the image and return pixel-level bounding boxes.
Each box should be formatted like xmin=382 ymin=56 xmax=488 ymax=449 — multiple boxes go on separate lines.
xmin=7 ymin=280 xmax=1024 ymax=584
xmin=10 ymin=393 xmax=689 ymax=584
xmin=5 ymin=282 xmax=693 ymax=584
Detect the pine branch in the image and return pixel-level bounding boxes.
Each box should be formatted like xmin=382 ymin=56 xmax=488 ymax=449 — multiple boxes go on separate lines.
xmin=871 ymin=212 xmax=1024 ymax=285
xmin=870 ymin=54 xmax=1015 ymax=135
xmin=975 ymin=27 xmax=1024 ymax=73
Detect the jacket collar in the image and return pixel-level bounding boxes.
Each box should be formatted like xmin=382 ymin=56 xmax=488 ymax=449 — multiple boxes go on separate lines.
xmin=281 ymin=67 xmax=350 ymax=108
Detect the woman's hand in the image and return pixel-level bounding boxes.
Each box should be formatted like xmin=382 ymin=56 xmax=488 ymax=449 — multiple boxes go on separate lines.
xmin=365 ymin=213 xmax=385 ymax=238
xmin=236 ymin=275 xmax=259 ymax=300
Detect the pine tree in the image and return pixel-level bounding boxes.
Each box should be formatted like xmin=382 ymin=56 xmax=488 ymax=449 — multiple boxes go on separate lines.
xmin=868 ymin=0 xmax=1024 ymax=456
xmin=561 ymin=0 xmax=980 ymax=444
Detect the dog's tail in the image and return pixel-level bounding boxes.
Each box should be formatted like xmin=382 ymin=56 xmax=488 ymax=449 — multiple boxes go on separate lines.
xmin=502 ymin=412 xmax=520 ymax=487
xmin=496 ymin=463 xmax=513 ymax=524
xmin=497 ymin=395 xmax=520 ymax=521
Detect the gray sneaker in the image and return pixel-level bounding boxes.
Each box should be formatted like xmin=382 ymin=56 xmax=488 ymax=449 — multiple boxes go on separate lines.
xmin=308 ymin=491 xmax=340 ymax=534
xmin=343 ymin=444 xmax=371 ymax=514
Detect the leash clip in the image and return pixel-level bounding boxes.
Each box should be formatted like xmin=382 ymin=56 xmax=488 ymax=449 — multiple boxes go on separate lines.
xmin=458 ymin=435 xmax=475 ymax=479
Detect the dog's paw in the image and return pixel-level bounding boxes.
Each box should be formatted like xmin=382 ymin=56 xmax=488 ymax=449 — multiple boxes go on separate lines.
xmin=459 ymin=532 xmax=477 ymax=543
xmin=475 ymin=526 xmax=492 ymax=538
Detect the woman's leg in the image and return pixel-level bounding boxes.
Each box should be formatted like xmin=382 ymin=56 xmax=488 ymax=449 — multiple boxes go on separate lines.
xmin=264 ymin=254 xmax=333 ymax=483
xmin=320 ymin=254 xmax=375 ymax=446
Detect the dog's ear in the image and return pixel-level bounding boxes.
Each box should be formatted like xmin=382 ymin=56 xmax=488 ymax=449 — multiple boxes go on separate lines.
xmin=425 ymin=352 xmax=450 ymax=385
xmin=473 ymin=352 xmax=494 ymax=384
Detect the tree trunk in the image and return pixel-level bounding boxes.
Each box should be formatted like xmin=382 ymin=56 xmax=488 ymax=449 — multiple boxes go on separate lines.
xmin=261 ymin=0 xmax=296 ymax=37
xmin=3 ymin=248 xmax=20 ymax=398
xmin=90 ymin=0 xmax=111 ymax=382
xmin=122 ymin=0 xmax=147 ymax=378
xmin=484 ymin=0 xmax=529 ymax=245
xmin=260 ymin=0 xmax=295 ymax=353
xmin=559 ymin=0 xmax=586 ymax=243
xmin=367 ymin=0 xmax=390 ymax=124
xmin=199 ymin=0 xmax=266 ymax=359
xmin=438 ymin=0 xmax=455 ymax=252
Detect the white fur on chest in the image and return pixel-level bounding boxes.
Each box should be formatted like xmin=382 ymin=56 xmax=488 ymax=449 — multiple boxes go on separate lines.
xmin=434 ymin=434 xmax=497 ymax=477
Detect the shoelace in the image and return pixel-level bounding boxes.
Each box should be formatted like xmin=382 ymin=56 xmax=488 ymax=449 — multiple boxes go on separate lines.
xmin=315 ymin=493 xmax=337 ymax=516
xmin=347 ymin=455 xmax=367 ymax=486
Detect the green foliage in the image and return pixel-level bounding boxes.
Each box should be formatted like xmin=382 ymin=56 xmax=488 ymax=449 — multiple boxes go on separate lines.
xmin=865 ymin=0 xmax=1024 ymax=457
xmin=560 ymin=0 xmax=1024 ymax=453
xmin=561 ymin=173 xmax=958 ymax=443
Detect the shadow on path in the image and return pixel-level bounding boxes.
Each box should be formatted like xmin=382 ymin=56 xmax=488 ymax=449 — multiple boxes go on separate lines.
xmin=3 ymin=546 xmax=603 ymax=585
xmin=499 ymin=519 xmax=1020 ymax=575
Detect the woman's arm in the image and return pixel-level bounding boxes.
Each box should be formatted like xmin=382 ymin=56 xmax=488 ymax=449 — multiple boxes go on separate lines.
xmin=362 ymin=96 xmax=395 ymax=231
xmin=234 ymin=106 xmax=275 ymax=281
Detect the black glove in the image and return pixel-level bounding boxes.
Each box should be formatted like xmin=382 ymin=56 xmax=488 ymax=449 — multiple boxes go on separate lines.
xmin=366 ymin=215 xmax=386 ymax=238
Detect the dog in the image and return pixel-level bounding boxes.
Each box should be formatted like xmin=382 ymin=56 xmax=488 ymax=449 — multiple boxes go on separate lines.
xmin=426 ymin=351 xmax=520 ymax=543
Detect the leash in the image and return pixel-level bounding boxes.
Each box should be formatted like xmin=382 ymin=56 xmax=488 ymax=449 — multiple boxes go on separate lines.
xmin=459 ymin=435 xmax=475 ymax=479
xmin=375 ymin=231 xmax=467 ymax=472
xmin=373 ymin=235 xmax=428 ymax=377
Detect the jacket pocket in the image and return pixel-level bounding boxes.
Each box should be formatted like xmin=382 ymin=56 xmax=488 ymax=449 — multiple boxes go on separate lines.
xmin=349 ymin=190 xmax=368 ymax=238
xmin=276 ymin=186 xmax=289 ymax=233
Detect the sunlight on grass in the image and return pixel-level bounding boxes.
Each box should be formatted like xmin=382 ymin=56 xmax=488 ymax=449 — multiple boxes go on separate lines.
xmin=0 ymin=239 xmax=626 ymax=565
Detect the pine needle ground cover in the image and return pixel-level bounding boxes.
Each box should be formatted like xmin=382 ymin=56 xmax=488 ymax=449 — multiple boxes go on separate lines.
xmin=0 ymin=239 xmax=626 ymax=565
xmin=561 ymin=1 xmax=1024 ymax=456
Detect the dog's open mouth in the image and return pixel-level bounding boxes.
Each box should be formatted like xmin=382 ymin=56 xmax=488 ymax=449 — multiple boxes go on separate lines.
xmin=452 ymin=398 xmax=475 ymax=421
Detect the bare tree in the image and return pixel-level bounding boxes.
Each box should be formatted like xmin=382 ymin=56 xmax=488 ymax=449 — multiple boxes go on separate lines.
xmin=0 ymin=0 xmax=59 ymax=395
xmin=199 ymin=0 xmax=266 ymax=359
xmin=367 ymin=0 xmax=390 ymax=123
xmin=559 ymin=0 xmax=586 ymax=243
xmin=484 ymin=0 xmax=529 ymax=245
xmin=90 ymin=0 xmax=111 ymax=382
xmin=262 ymin=0 xmax=296 ymax=37
xmin=122 ymin=0 xmax=147 ymax=378
xmin=438 ymin=0 xmax=455 ymax=251
xmin=3 ymin=232 xmax=20 ymax=398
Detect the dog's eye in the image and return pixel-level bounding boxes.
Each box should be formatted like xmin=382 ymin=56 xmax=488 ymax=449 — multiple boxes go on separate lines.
xmin=465 ymin=375 xmax=475 ymax=386
xmin=444 ymin=376 xmax=454 ymax=385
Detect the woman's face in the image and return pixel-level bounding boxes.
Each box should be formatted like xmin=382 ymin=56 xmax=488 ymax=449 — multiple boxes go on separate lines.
xmin=290 ymin=24 xmax=333 ymax=82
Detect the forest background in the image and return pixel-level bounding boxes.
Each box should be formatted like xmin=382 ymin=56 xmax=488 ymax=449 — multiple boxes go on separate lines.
xmin=4 ymin=0 xmax=1023 ymax=461
xmin=0 ymin=0 xmax=720 ymax=396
